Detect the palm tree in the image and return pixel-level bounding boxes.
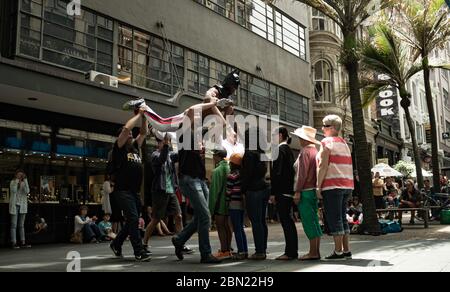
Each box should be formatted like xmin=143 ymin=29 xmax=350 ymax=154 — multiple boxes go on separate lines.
xmin=359 ymin=23 xmax=425 ymax=189
xmin=273 ymin=0 xmax=397 ymax=234
xmin=394 ymin=0 xmax=450 ymax=188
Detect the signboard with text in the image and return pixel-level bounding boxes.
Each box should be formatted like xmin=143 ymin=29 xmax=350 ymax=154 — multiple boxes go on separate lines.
xmin=376 ymin=74 xmax=400 ymax=133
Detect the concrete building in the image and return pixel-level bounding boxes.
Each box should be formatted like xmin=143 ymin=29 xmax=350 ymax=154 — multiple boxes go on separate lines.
xmin=0 ymin=0 xmax=313 ymax=244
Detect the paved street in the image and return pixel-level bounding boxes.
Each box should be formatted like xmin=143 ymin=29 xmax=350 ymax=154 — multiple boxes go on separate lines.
xmin=1 ymin=218 xmax=450 ymax=272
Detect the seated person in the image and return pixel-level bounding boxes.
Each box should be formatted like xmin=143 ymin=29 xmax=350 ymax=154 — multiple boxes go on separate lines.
xmin=98 ymin=213 xmax=116 ymax=240
xmin=386 ymin=190 xmax=400 ymax=207
xmin=347 ymin=196 xmax=363 ymax=224
xmin=74 ymin=206 xmax=105 ymax=243
xmin=398 ymin=179 xmax=423 ymax=225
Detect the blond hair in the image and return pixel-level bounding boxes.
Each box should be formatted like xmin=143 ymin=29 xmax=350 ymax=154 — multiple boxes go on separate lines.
xmin=323 ymin=115 xmax=343 ymax=132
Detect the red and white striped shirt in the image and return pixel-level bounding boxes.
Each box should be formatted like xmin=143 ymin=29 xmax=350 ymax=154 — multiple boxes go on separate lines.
xmin=318 ymin=137 xmax=354 ymax=191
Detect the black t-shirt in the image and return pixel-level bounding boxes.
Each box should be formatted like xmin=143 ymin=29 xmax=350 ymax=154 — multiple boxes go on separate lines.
xmin=178 ymin=131 xmax=206 ymax=179
xmin=112 ymin=140 xmax=143 ymax=193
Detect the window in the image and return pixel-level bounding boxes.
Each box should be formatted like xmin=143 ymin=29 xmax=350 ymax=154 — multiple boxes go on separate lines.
xmin=416 ymin=122 xmax=423 ymax=144
xmin=195 ymin=0 xmax=235 ymax=20
xmin=275 ymin=11 xmax=306 ymax=59
xmin=240 ymin=73 xmax=309 ymax=125
xmin=117 ymin=25 xmax=184 ymax=95
xmin=197 ymin=0 xmax=306 ymax=60
xmin=18 ymin=0 xmax=114 ymax=74
xmin=404 ymin=117 xmax=410 ymax=139
xmin=312 ymin=9 xmax=325 ymax=31
xmin=314 ymin=60 xmax=333 ymax=102
xmin=444 ymin=89 xmax=449 ymax=108
xmin=187 ymin=51 xmax=211 ymax=94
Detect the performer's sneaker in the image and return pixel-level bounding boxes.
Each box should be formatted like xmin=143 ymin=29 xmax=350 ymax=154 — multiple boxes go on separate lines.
xmin=122 ymin=98 xmax=145 ymax=111
xmin=217 ymin=98 xmax=234 ymax=109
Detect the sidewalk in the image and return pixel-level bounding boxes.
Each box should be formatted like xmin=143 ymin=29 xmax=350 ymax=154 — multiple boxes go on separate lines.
xmin=0 ymin=218 xmax=449 ymax=272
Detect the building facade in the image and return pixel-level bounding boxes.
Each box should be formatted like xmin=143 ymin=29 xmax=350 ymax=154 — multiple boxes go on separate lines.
xmin=307 ymin=8 xmax=378 ymax=167
xmin=0 ymin=0 xmax=312 ymax=244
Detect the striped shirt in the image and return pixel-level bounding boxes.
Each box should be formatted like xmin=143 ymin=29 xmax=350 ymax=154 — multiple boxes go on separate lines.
xmin=319 ymin=136 xmax=354 ymax=191
xmin=226 ymin=170 xmax=244 ymax=210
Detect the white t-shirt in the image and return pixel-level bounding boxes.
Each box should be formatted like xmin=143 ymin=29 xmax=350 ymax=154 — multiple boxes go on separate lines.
xmin=222 ymin=139 xmax=244 ymax=159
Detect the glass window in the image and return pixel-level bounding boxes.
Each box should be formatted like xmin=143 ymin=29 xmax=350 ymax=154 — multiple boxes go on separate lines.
xmin=117 ymin=25 xmax=185 ymax=95
xmin=195 ymin=0 xmax=306 ymax=60
xmin=314 ymin=60 xmax=333 ymax=102
xmin=19 ymin=0 xmax=114 ymax=74
xmin=195 ymin=0 xmax=235 ymax=20
xmin=444 ymin=89 xmax=449 ymax=108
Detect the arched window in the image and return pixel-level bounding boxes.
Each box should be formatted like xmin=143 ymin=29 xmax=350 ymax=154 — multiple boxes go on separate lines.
xmin=314 ymin=60 xmax=333 ymax=102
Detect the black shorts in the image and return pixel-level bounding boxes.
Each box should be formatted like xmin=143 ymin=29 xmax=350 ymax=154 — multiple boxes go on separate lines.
xmin=152 ymin=191 xmax=181 ymax=220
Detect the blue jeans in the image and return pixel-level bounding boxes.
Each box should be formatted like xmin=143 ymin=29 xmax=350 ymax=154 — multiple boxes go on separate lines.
xmin=82 ymin=223 xmax=104 ymax=243
xmin=229 ymin=209 xmax=248 ymax=253
xmin=11 ymin=205 xmax=26 ymax=244
xmin=174 ymin=175 xmax=212 ymax=258
xmin=112 ymin=191 xmax=143 ymax=256
xmin=245 ymin=188 xmax=269 ymax=254
xmin=322 ymin=189 xmax=352 ymax=236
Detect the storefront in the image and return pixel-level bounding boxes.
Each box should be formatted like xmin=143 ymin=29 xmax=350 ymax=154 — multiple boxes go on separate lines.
xmin=0 ymin=104 xmax=134 ymax=246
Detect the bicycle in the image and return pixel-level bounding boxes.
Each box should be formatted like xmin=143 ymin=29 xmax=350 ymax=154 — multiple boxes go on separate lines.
xmin=422 ymin=192 xmax=450 ymax=220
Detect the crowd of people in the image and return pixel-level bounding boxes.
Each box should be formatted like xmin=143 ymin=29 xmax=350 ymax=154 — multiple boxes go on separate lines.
xmin=8 ymin=70 xmax=449 ymax=264
xmin=94 ymin=101 xmax=356 ymax=263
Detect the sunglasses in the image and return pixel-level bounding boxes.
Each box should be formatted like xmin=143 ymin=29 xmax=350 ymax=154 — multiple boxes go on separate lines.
xmin=322 ymin=125 xmax=333 ymax=128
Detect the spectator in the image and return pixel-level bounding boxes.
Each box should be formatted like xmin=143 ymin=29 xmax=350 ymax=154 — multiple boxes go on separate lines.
xmin=226 ymin=153 xmax=248 ymax=260
xmin=440 ymin=175 xmax=449 ymax=193
xmin=271 ymin=127 xmax=297 ymax=261
xmin=98 ymin=213 xmax=116 ymax=240
xmin=101 ymin=175 xmax=113 ymax=215
xmin=74 ymin=206 xmax=104 ymax=243
xmin=209 ymin=149 xmax=232 ymax=260
xmin=384 ymin=177 xmax=399 ymax=197
xmin=373 ymin=172 xmax=385 ymax=210
xmin=292 ymin=126 xmax=322 ymax=261
xmin=347 ymin=196 xmax=363 ymax=222
xmin=9 ymin=169 xmax=31 ymax=249
xmin=398 ymin=179 xmax=422 ymax=225
xmin=241 ymin=128 xmax=270 ymax=261
xmin=317 ymin=115 xmax=354 ymax=261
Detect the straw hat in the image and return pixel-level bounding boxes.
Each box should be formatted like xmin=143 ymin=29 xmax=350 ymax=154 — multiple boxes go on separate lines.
xmin=291 ymin=126 xmax=320 ymax=145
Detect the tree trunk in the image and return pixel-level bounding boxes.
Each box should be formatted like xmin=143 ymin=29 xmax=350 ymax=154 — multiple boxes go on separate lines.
xmin=422 ymin=59 xmax=440 ymax=189
xmin=346 ymin=60 xmax=381 ymax=234
xmin=401 ymin=96 xmax=424 ymax=189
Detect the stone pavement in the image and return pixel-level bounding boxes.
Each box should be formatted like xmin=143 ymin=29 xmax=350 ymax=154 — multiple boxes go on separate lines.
xmin=0 ymin=219 xmax=449 ymax=272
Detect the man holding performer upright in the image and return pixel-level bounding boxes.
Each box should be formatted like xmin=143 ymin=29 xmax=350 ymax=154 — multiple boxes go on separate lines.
xmin=109 ymin=107 xmax=151 ymax=262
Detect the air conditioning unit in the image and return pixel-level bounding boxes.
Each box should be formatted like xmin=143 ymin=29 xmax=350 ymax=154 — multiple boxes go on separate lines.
xmin=85 ymin=71 xmax=119 ymax=88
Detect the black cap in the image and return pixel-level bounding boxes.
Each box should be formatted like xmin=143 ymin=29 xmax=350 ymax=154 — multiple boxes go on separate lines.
xmin=212 ymin=149 xmax=228 ymax=159
xmin=215 ymin=69 xmax=240 ymax=99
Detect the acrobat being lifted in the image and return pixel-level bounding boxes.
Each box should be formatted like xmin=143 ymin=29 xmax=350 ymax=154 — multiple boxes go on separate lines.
xmin=122 ymin=69 xmax=240 ymax=134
